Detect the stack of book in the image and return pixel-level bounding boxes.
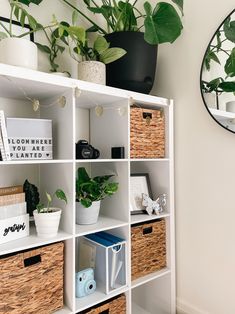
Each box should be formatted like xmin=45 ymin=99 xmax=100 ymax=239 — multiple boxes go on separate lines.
xmin=0 ymin=185 xmax=29 ymax=244
xmin=0 ymin=110 xmax=11 ymax=161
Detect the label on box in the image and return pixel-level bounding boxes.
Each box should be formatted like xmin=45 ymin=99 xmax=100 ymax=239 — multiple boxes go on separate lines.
xmin=0 ymin=214 xmax=29 ymax=244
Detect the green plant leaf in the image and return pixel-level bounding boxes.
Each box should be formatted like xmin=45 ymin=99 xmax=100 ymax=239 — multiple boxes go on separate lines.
xmin=67 ymin=26 xmax=86 ymax=45
xmin=144 ymin=2 xmax=183 ymax=45
xmin=219 ymin=81 xmax=235 ymax=92
xmin=77 ymin=167 xmax=90 ymax=185
xmin=225 ymin=47 xmax=235 ymax=77
xmin=0 ymin=32 xmax=7 ymax=40
xmin=55 ymin=189 xmax=67 ymax=204
xmin=18 ymin=0 xmax=43 ymax=5
xmin=27 ymin=15 xmax=38 ymax=30
xmin=224 ymin=17 xmax=235 ymax=43
xmin=72 ymin=10 xmax=79 ymax=25
xmin=20 ymin=10 xmax=26 ymax=27
xmin=204 ymin=49 xmax=221 ymax=71
xmin=206 ymin=77 xmax=223 ymax=92
xmin=144 ymin=2 xmax=152 ymax=16
xmin=171 ymin=0 xmax=184 ymax=15
xmin=80 ymin=198 xmax=92 ymax=208
xmin=14 ymin=6 xmax=20 ymax=20
xmin=94 ymin=36 xmax=109 ymax=54
xmin=117 ymin=1 xmax=137 ymax=31
xmin=100 ymin=47 xmax=126 ymax=64
xmin=35 ymin=42 xmax=51 ymax=54
xmin=46 ymin=192 xmax=52 ymax=203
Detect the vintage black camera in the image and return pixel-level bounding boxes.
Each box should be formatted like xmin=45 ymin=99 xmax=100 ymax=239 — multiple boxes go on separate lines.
xmin=76 ymin=140 xmax=100 ymax=159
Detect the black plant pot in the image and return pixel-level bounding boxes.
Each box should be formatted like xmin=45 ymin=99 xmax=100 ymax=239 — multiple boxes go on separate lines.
xmin=105 ymin=32 xmax=158 ymax=94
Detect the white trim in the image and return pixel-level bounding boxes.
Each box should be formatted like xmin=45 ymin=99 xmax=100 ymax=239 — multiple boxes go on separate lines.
xmin=177 ymin=298 xmax=210 ymax=314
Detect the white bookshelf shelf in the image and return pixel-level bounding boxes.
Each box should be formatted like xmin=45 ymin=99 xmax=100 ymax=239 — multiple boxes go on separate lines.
xmin=0 ymin=227 xmax=73 ymax=256
xmin=75 ymin=216 xmax=129 ymax=237
xmin=131 ymin=268 xmax=171 ymax=289
xmin=76 ymin=158 xmax=129 ymax=163
xmin=75 ymin=286 xmax=129 ymax=313
xmin=131 ymin=212 xmax=170 ymax=225
xmin=209 ymin=108 xmax=235 ymax=120
xmin=0 ymin=159 xmax=73 ymax=165
xmin=132 ymin=303 xmax=151 ymax=314
xmin=56 ymin=306 xmax=73 ymax=314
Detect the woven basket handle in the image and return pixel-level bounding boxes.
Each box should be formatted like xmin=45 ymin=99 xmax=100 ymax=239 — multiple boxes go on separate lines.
xmin=22 ymin=249 xmax=42 ymax=267
xmin=143 ymin=226 xmax=153 ymax=235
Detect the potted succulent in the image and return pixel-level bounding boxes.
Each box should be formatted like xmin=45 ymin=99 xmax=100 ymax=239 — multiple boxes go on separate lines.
xmin=61 ymin=0 xmax=184 ymax=93
xmin=34 ymin=189 xmax=67 ymax=238
xmin=57 ymin=16 xmax=126 ymax=84
xmin=76 ymin=167 xmax=118 ymax=225
xmin=0 ymin=0 xmax=54 ymax=70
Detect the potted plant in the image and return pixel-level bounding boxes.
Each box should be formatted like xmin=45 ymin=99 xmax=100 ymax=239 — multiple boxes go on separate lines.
xmin=36 ymin=20 xmax=71 ymax=76
xmin=34 ymin=188 xmax=67 ymax=238
xmin=0 ymin=0 xmax=54 ymax=70
xmin=60 ymin=0 xmax=184 ymax=93
xmin=76 ymin=167 xmax=118 ymax=224
xmin=57 ymin=17 xmax=126 ymax=84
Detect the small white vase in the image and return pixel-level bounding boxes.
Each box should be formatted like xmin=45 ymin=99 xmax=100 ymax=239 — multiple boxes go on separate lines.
xmin=203 ymin=92 xmax=217 ymax=109
xmin=226 ymin=101 xmax=235 ymax=113
xmin=77 ymin=61 xmax=106 ymax=85
xmin=76 ymin=201 xmax=101 ymax=225
xmin=0 ymin=37 xmax=38 ymax=70
xmin=33 ymin=208 xmax=61 ymax=238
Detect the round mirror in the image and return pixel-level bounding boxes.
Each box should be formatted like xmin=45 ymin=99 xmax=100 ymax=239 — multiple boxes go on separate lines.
xmin=200 ymin=9 xmax=235 ymax=132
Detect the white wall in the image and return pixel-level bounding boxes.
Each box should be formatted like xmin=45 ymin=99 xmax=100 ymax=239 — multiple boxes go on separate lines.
xmin=152 ymin=1 xmax=235 ymax=313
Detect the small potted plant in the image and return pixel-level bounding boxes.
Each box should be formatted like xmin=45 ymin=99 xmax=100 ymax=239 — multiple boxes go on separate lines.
xmin=57 ymin=16 xmax=126 ymax=84
xmin=34 ymin=188 xmax=67 ymax=238
xmin=76 ymin=167 xmax=118 ymax=225
xmin=0 ymin=0 xmax=55 ymax=70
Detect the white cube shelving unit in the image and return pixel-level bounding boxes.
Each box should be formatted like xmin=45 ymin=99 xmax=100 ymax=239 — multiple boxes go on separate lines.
xmin=0 ymin=63 xmax=175 ymax=314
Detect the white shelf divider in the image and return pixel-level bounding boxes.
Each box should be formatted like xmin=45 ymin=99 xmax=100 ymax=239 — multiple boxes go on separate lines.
xmin=131 ymin=268 xmax=171 ymax=289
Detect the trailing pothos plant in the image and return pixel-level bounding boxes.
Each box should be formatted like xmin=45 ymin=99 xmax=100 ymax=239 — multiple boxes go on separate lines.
xmin=0 ymin=0 xmax=54 ymax=41
xmin=57 ymin=13 xmax=126 ymax=64
xmin=76 ymin=167 xmax=118 ymax=208
xmin=60 ymin=0 xmax=184 ymax=45
xmin=36 ymin=189 xmax=67 ymax=213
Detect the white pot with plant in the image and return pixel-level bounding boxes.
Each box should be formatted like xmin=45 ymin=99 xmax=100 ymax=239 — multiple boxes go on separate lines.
xmin=0 ymin=0 xmax=55 ymax=70
xmin=33 ymin=189 xmax=67 ymax=238
xmin=57 ymin=16 xmax=126 ymax=84
xmin=76 ymin=167 xmax=118 ymax=225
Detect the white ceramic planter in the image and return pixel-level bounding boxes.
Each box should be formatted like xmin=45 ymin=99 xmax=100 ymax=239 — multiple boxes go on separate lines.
xmin=203 ymin=92 xmax=217 ymax=109
xmin=33 ymin=208 xmax=61 ymax=238
xmin=226 ymin=101 xmax=235 ymax=113
xmin=0 ymin=37 xmax=38 ymax=70
xmin=76 ymin=201 xmax=101 ymax=225
xmin=77 ymin=61 xmax=106 ymax=85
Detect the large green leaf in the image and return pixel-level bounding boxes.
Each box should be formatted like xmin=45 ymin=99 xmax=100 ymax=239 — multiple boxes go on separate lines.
xmin=171 ymin=0 xmax=184 ymax=15
xmin=225 ymin=48 xmax=235 ymax=77
xmin=117 ymin=1 xmax=137 ymax=31
xmin=35 ymin=42 xmax=51 ymax=54
xmin=219 ymin=81 xmax=235 ymax=92
xmin=100 ymin=47 xmax=126 ymax=64
xmin=144 ymin=2 xmax=183 ymax=45
xmin=224 ymin=17 xmax=235 ymax=43
xmin=77 ymin=167 xmax=90 ymax=185
xmin=206 ymin=77 xmax=223 ymax=92
xmin=55 ymin=189 xmax=67 ymax=204
xmin=94 ymin=36 xmax=109 ymax=54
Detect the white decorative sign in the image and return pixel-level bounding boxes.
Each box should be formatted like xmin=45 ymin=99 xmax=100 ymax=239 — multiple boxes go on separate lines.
xmin=0 ymin=214 xmax=29 ymax=244
xmin=6 ymin=118 xmax=53 ymax=160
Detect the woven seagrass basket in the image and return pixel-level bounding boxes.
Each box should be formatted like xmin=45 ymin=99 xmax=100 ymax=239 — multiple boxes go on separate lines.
xmin=131 ymin=219 xmax=166 ymax=280
xmin=0 ymin=242 xmax=64 ymax=314
xmin=79 ymin=294 xmax=126 ymax=314
xmin=130 ymin=106 xmax=165 ymax=158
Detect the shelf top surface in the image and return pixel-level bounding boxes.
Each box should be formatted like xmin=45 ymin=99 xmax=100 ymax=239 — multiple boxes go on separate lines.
xmin=0 ymin=63 xmax=170 ymax=106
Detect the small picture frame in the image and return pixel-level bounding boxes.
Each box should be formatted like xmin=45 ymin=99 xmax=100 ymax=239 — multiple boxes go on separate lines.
xmin=130 ymin=173 xmax=152 ymax=215
xmin=0 ymin=17 xmax=34 ymax=41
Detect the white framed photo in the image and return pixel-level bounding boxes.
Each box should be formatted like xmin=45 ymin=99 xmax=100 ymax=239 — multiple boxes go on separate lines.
xmin=130 ymin=173 xmax=152 ymax=215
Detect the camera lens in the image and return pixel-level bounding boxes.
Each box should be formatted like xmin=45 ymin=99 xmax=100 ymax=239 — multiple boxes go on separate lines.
xmin=85 ymin=279 xmax=96 ymax=295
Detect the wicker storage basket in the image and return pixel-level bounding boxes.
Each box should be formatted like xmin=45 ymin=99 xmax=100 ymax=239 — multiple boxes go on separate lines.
xmin=0 ymin=242 xmax=64 ymax=314
xmin=131 ymin=219 xmax=166 ymax=280
xmin=79 ymin=294 xmax=126 ymax=314
xmin=130 ymin=106 xmax=165 ymax=158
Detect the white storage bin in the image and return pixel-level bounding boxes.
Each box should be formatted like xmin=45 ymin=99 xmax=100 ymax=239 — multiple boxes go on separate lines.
xmin=84 ymin=231 xmax=127 ymax=294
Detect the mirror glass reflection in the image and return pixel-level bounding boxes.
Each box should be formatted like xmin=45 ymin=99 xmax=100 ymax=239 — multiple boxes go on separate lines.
xmin=201 ymin=9 xmax=235 ymax=132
